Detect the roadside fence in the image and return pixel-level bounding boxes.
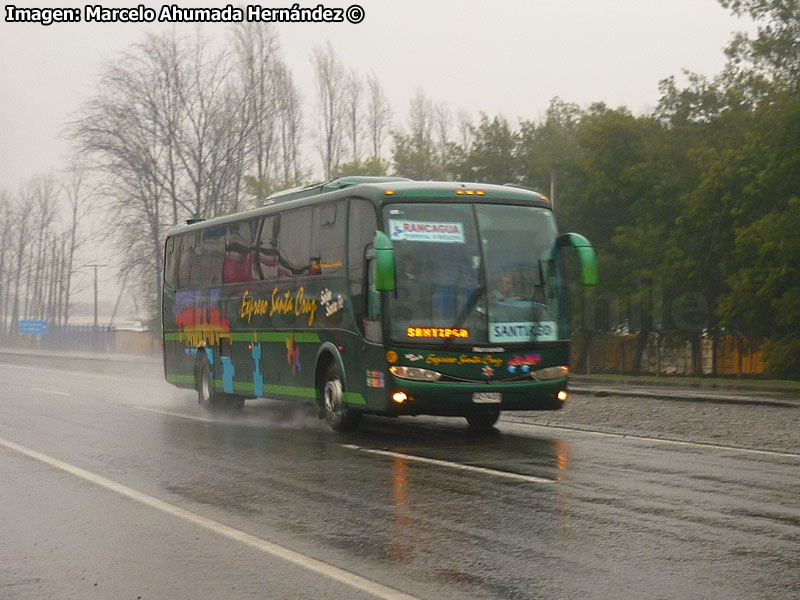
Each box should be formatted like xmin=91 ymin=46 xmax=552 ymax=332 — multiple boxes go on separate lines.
xmin=572 ymin=332 xmax=766 ymax=377
xmin=2 ymin=325 xmax=160 ymax=356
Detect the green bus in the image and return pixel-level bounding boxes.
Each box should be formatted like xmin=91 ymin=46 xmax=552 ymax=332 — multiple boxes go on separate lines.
xmin=162 ymin=177 xmax=597 ymax=431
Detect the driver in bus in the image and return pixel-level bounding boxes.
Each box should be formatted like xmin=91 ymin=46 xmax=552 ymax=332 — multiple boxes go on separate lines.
xmin=491 ymin=274 xmax=514 ymax=302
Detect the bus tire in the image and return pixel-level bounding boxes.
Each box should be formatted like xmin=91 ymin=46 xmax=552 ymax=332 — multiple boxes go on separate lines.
xmin=322 ymin=362 xmax=361 ymax=432
xmin=196 ymin=353 xmax=223 ymax=409
xmin=465 ymin=406 xmax=500 ymax=431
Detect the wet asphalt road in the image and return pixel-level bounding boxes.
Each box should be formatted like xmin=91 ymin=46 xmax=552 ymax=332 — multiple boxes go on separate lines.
xmin=0 ymin=357 xmax=798 ymax=599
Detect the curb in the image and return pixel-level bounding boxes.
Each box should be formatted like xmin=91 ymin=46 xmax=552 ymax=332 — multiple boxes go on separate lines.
xmin=569 ymin=385 xmax=800 ymax=409
xmin=571 ymin=374 xmax=800 ymax=394
xmin=0 ymin=348 xmax=161 ymax=365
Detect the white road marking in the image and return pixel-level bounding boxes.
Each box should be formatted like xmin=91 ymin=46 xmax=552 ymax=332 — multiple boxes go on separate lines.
xmin=0 ymin=436 xmax=418 ymax=600
xmin=30 ymin=387 xmax=72 ymax=397
xmin=503 ymin=421 xmax=800 ymax=459
xmin=137 ymin=409 xmax=555 ymax=482
xmin=342 ymin=444 xmax=555 ymax=484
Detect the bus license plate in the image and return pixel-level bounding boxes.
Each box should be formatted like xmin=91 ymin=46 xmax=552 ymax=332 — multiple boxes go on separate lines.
xmin=472 ymin=392 xmax=501 ymax=404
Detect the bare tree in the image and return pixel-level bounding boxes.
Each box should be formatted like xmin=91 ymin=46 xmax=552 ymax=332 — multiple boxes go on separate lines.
xmin=69 ymin=33 xmax=175 ymax=316
xmin=232 ymin=21 xmax=280 ymax=189
xmin=392 ymin=89 xmax=446 ymax=180
xmin=456 ymin=108 xmax=474 ymax=150
xmin=28 ymin=175 xmax=59 ymax=320
xmin=408 ymin=90 xmax=436 ymax=144
xmin=9 ymin=183 xmax=32 ymax=336
xmin=60 ymin=162 xmax=99 ymax=326
xmin=0 ymin=190 xmax=13 ymax=335
xmin=434 ymin=102 xmax=452 ymax=161
xmin=274 ymin=62 xmax=305 ymax=186
xmin=69 ymin=29 xmax=259 ymax=319
xmin=366 ymin=72 xmax=393 ymax=162
xmin=173 ymin=28 xmax=243 ymax=218
xmin=343 ymin=68 xmax=363 ymax=164
xmin=311 ymin=42 xmax=346 ymax=179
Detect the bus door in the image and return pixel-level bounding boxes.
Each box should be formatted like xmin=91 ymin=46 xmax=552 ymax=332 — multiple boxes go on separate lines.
xmin=356 ymin=247 xmax=390 ymax=409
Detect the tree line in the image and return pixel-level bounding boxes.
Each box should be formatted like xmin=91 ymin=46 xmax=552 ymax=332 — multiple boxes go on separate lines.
xmin=433 ymin=0 xmax=799 ymax=377
xmin=1 ymin=0 xmax=797 ymax=376
xmin=0 ymin=167 xmax=95 ymax=334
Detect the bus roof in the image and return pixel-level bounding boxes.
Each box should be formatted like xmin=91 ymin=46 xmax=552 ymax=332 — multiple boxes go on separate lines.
xmin=165 ymin=178 xmax=550 ymax=237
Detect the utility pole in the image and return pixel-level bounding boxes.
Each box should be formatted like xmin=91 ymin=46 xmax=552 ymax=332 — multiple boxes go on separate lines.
xmin=84 ymin=263 xmax=107 ymax=327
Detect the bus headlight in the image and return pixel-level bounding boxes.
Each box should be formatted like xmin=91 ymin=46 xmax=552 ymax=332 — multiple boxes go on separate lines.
xmin=389 ymin=366 xmax=442 ymax=381
xmin=531 ymin=366 xmax=569 ymax=380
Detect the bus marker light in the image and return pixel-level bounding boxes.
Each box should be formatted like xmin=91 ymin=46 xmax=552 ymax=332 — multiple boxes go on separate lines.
xmin=557 ymin=390 xmax=568 ymax=402
xmin=392 ymin=391 xmax=408 ymax=404
xmin=338 ymin=345 xmax=344 ymax=352
xmin=386 ymin=350 xmax=398 ymax=363
xmin=385 ymin=190 xmax=395 ymax=195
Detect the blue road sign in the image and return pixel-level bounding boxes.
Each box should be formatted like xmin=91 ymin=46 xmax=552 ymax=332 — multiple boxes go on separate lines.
xmin=18 ymin=320 xmax=48 ymax=335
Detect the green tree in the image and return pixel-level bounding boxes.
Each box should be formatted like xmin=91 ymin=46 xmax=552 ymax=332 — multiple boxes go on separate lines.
xmin=720 ymin=0 xmax=800 ymax=96
xmin=719 ymin=198 xmax=800 ymax=376
xmin=451 ymin=114 xmax=519 ymax=184
xmin=332 ymin=156 xmax=389 ymax=177
xmin=518 ymin=97 xmax=582 ymax=223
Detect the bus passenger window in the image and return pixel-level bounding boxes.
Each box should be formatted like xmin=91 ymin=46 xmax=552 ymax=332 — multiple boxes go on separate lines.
xmin=223 ymin=221 xmax=256 ymax=284
xmin=164 ymin=237 xmax=179 ymax=290
xmin=311 ymin=201 xmax=345 ymax=276
xmin=277 ymin=208 xmax=312 ymax=277
xmin=255 ymin=216 xmax=279 ymax=281
xmin=200 ymin=226 xmax=226 ymax=287
xmin=178 ymin=233 xmax=197 ymax=289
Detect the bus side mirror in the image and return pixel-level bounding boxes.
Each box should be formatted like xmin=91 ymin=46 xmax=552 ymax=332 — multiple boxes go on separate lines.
xmin=373 ymin=231 xmax=396 ymax=292
xmin=557 ymin=233 xmax=598 ymax=286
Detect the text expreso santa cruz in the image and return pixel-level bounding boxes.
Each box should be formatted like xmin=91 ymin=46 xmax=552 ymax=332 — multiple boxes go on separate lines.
xmin=4 ymin=4 xmax=360 ymax=26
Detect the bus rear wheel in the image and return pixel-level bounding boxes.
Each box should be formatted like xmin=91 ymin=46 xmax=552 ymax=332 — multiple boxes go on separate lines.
xmin=196 ymin=353 xmax=244 ymax=410
xmin=465 ymin=406 xmax=500 ymax=431
xmin=322 ymin=362 xmax=361 ymax=432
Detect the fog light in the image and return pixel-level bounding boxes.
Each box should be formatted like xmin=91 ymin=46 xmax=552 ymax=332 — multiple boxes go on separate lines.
xmin=392 ymin=391 xmax=408 ymax=404
xmin=557 ymin=390 xmax=568 ymax=402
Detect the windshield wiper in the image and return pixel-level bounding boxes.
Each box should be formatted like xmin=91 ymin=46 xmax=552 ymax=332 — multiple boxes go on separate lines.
xmin=444 ymin=285 xmax=483 ymax=346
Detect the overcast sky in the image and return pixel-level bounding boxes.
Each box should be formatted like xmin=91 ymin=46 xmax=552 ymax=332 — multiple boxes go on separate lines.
xmin=1 ymin=0 xmax=755 ymax=190
xmin=0 ymin=0 xmax=756 ymax=311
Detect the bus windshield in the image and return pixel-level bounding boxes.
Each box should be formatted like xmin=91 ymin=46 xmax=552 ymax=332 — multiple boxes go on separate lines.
xmin=385 ymin=202 xmax=565 ymax=345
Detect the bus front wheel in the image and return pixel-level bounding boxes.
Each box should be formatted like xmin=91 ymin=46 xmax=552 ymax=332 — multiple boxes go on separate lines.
xmin=322 ymin=362 xmax=361 ymax=432
xmin=465 ymin=406 xmax=500 ymax=431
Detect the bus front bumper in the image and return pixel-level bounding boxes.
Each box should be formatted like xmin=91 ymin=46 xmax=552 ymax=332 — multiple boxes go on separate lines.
xmin=385 ymin=375 xmax=568 ymax=416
